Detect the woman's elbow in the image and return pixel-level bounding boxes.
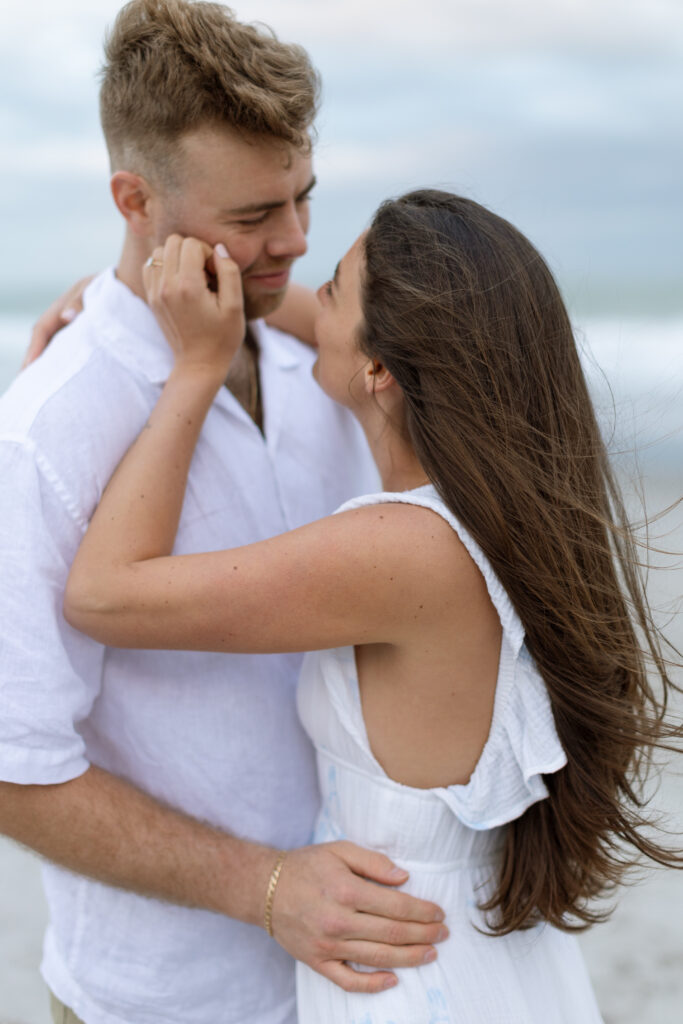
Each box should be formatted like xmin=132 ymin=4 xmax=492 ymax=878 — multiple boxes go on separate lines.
xmin=63 ymin=572 xmax=118 ymax=640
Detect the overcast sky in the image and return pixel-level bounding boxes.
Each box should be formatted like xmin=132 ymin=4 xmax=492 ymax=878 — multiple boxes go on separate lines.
xmin=1 ymin=0 xmax=682 ymax=314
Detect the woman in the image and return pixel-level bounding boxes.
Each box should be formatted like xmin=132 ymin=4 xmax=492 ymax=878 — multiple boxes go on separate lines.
xmin=64 ymin=190 xmax=680 ymax=1022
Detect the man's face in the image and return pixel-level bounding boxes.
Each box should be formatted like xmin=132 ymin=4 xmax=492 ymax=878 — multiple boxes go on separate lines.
xmin=152 ymin=127 xmax=314 ymax=320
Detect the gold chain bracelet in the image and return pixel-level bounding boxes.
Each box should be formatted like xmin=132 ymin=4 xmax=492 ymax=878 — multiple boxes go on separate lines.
xmin=264 ymin=850 xmax=287 ymax=937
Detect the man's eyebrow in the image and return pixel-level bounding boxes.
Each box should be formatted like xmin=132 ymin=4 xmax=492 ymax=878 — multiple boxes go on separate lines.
xmin=221 ymin=175 xmax=317 ymax=217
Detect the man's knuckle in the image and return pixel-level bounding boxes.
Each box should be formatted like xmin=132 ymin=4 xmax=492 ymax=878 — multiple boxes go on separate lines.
xmin=350 ymin=979 xmax=370 ymax=994
xmin=315 ymin=935 xmax=335 ymax=958
xmin=396 ymin=894 xmax=420 ymax=918
xmin=367 ymin=945 xmax=388 ymax=968
xmin=342 ymin=972 xmax=367 ymax=994
xmin=379 ymin=894 xmax=401 ymax=921
xmin=320 ymin=912 xmax=345 ymax=938
xmin=385 ymin=921 xmax=405 ymax=946
xmin=336 ymin=883 xmax=357 ymax=908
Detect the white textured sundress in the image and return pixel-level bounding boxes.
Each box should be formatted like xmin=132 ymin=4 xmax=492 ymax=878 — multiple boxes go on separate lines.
xmin=296 ymin=485 xmax=604 ymax=1024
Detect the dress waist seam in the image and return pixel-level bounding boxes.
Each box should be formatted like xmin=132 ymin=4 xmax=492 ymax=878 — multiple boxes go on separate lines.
xmin=389 ymin=852 xmax=503 ymax=873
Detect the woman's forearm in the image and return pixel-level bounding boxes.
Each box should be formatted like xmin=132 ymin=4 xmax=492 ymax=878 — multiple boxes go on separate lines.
xmin=68 ymin=235 xmax=244 ymax=605
xmin=67 ymin=365 xmax=223 ymax=608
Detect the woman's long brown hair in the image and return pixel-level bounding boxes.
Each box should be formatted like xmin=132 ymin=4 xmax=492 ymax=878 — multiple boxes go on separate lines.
xmin=360 ymin=189 xmax=682 ymax=933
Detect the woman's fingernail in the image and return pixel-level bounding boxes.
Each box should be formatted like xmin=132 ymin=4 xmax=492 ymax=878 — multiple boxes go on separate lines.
xmin=215 ymin=243 xmax=230 ymax=259
xmin=382 ymin=976 xmax=398 ymax=990
xmin=61 ymin=308 xmax=76 ymax=322
xmin=422 ymin=948 xmax=437 ymax=964
xmin=388 ymin=866 xmax=408 ymax=881
xmin=437 ymin=926 xmax=449 ymax=941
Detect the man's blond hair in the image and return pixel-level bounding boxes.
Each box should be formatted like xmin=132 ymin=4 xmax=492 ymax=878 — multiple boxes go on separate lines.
xmin=100 ymin=0 xmax=320 ymax=184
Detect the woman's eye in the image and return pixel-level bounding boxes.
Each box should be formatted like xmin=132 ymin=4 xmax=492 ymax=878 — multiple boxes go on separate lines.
xmin=323 ymin=281 xmax=333 ymax=297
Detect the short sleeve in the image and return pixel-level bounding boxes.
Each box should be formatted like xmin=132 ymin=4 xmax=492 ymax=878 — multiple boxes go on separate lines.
xmin=0 ymin=439 xmax=104 ymax=784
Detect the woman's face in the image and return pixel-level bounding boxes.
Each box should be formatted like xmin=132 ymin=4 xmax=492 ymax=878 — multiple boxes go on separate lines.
xmin=312 ymin=235 xmax=372 ymax=409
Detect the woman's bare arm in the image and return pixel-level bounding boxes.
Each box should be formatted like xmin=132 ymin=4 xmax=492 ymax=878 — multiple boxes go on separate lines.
xmin=65 ymin=496 xmax=453 ymax=653
xmin=64 ymin=236 xmax=467 ymax=656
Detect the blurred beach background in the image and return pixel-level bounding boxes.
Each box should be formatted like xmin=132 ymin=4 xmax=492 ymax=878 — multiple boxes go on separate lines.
xmin=0 ymin=1 xmax=681 ymax=1021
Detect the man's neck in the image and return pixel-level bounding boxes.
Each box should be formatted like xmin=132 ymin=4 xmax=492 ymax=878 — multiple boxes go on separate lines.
xmin=225 ymin=329 xmax=263 ymax=432
xmin=116 ymin=235 xmax=148 ymax=300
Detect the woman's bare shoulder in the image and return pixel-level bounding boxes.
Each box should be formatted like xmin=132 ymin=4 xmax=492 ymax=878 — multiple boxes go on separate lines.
xmin=332 ymin=499 xmax=484 ymax=606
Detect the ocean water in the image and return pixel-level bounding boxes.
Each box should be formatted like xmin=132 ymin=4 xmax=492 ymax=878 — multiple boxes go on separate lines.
xmin=1 ymin=310 xmax=680 ymax=474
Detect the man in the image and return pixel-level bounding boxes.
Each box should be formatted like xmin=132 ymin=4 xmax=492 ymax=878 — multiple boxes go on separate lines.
xmin=0 ymin=3 xmax=446 ymax=1024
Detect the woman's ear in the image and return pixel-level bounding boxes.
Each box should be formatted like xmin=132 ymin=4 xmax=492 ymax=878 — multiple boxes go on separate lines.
xmin=110 ymin=171 xmax=156 ymax=237
xmin=364 ymin=359 xmax=397 ymax=395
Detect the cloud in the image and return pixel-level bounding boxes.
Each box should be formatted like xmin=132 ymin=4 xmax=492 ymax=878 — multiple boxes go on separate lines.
xmin=237 ymin=0 xmax=683 ymax=57
xmin=313 ymin=129 xmax=489 ymax=185
xmin=0 ymin=139 xmax=109 ymax=178
xmin=0 ymin=0 xmax=681 ymax=312
xmin=3 ymin=1 xmax=682 ymax=67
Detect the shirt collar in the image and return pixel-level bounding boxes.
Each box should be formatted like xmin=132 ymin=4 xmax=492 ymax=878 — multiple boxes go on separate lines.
xmin=84 ymin=268 xmax=302 ymax=383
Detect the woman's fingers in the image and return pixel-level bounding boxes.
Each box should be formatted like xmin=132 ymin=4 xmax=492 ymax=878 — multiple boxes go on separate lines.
xmin=142 ymin=235 xmax=245 ymax=372
xmin=142 ymin=245 xmax=166 ymax=303
xmin=161 ymin=234 xmax=183 ymax=279
xmin=24 ymin=276 xmax=94 ymax=368
xmin=143 ymin=234 xmax=183 ymax=306
xmin=178 ymin=237 xmax=215 ymax=279
xmin=213 ymin=243 xmax=245 ymax=321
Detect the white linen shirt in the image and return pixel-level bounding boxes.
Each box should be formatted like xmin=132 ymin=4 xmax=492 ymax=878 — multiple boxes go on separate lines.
xmin=0 ymin=270 xmax=378 ymax=1024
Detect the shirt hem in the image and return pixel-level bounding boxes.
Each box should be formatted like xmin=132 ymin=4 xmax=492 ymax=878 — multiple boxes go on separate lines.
xmin=0 ymin=752 xmax=89 ymax=786
xmin=42 ymin=947 xmax=298 ymax=1024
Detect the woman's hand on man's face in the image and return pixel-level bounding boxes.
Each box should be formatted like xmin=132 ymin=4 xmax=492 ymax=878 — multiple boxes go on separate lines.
xmin=143 ymin=235 xmax=245 ymax=380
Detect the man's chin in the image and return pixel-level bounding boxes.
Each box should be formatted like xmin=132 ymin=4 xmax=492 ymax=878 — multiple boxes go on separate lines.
xmin=243 ymin=287 xmax=287 ymax=322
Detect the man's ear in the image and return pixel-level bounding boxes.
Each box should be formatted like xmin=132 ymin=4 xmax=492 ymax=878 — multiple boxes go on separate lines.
xmin=364 ymin=359 xmax=396 ymax=395
xmin=110 ymin=171 xmax=155 ymax=236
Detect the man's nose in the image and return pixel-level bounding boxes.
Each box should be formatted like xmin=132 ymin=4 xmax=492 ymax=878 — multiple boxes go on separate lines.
xmin=267 ymin=206 xmax=308 ymax=259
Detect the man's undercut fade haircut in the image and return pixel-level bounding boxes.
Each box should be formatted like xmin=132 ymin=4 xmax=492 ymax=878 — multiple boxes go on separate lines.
xmin=99 ymin=0 xmax=320 ymax=184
